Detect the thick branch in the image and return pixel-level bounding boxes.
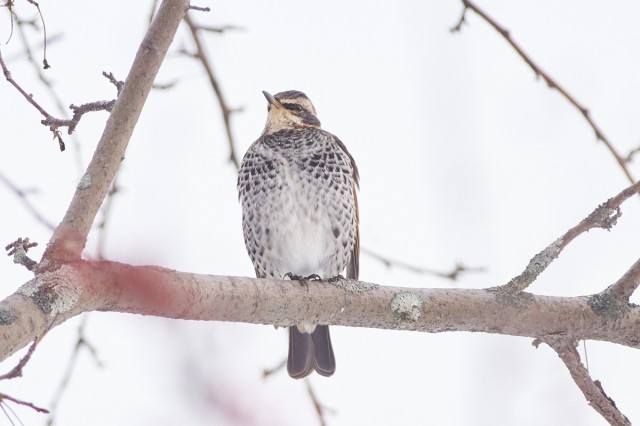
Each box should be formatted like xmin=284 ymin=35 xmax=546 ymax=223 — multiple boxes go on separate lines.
xmin=40 ymin=0 xmax=189 ymax=266
xmin=2 ymin=259 xmax=640 ymax=362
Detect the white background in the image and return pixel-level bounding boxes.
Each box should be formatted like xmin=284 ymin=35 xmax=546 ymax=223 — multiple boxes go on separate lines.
xmin=1 ymin=1 xmax=640 ymax=425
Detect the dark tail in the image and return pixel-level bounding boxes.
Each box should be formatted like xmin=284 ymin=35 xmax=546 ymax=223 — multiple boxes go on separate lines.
xmin=288 ymin=325 xmax=336 ymax=379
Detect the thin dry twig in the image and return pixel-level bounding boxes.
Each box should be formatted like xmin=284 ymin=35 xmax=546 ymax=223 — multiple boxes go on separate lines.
xmin=46 ymin=316 xmax=102 ymax=426
xmin=0 ymin=49 xmax=119 ymax=151
xmin=198 ymin=24 xmax=244 ymax=33
xmin=361 ymin=247 xmax=484 ymax=280
xmin=188 ymin=5 xmax=210 ymax=12
xmin=548 ymin=340 xmax=630 ymax=426
xmin=262 ymin=359 xmax=286 ymax=378
xmin=624 ymin=146 xmax=640 ymax=164
xmin=183 ymin=13 xmax=241 ymax=169
xmin=0 ymin=47 xmax=64 ymax=150
xmin=0 ymin=328 xmax=50 ymax=416
xmin=451 ymin=0 xmax=636 ymax=185
xmin=0 ymin=172 xmax=56 ymax=230
xmin=0 ymin=393 xmax=49 ymax=415
xmin=4 ymin=238 xmax=38 ymax=271
xmin=501 ymin=180 xmax=640 ymax=293
xmin=304 ymin=378 xmax=334 ymax=426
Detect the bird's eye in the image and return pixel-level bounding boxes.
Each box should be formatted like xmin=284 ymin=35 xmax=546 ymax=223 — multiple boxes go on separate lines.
xmin=284 ymin=103 xmax=303 ymax=112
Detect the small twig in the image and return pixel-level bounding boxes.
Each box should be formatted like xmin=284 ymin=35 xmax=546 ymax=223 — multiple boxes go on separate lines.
xmin=151 ymin=80 xmax=177 ymax=90
xmin=0 ymin=172 xmax=56 ymax=230
xmin=183 ymin=14 xmax=241 ymax=169
xmin=46 ymin=316 xmax=102 ymax=426
xmin=451 ymin=0 xmax=635 ymax=185
xmin=4 ymin=238 xmax=38 ymax=271
xmin=0 ymin=393 xmax=49 ymax=414
xmin=262 ymin=359 xmax=286 ymax=378
xmin=449 ymin=3 xmax=468 ymax=33
xmin=361 ymin=247 xmax=484 ymax=280
xmin=0 ymin=49 xmax=117 ymax=151
xmin=0 ymin=331 xmax=50 ymax=419
xmin=198 ymin=25 xmax=244 ymax=33
xmin=501 ymin=180 xmax=640 ymax=293
xmin=102 ymin=71 xmax=124 ymax=95
xmin=0 ymin=335 xmax=40 ymax=381
xmin=624 ymin=146 xmax=640 ymax=164
xmin=13 ymin=19 xmax=84 ymax=167
xmin=304 ymin=378 xmax=334 ymax=426
xmin=22 ymin=0 xmax=49 ymax=68
xmin=547 ymin=340 xmax=630 ymax=426
xmin=188 ymin=5 xmax=210 ymax=12
xmin=41 ymin=100 xmax=116 ymax=135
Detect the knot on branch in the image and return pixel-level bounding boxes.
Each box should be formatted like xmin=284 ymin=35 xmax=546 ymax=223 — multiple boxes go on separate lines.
xmin=587 ymin=293 xmax=630 ymax=317
xmin=588 ymin=203 xmax=621 ymax=231
xmin=390 ymin=292 xmax=423 ymax=323
xmin=5 ymin=237 xmax=38 ymax=271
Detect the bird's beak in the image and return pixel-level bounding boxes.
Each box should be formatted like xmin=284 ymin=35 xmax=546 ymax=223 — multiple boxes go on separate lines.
xmin=262 ymin=91 xmax=283 ymax=108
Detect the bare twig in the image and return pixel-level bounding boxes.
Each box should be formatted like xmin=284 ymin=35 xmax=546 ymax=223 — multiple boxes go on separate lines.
xmin=361 ymin=247 xmax=484 ymax=280
xmin=46 ymin=316 xmax=102 ymax=426
xmin=304 ymin=378 xmax=333 ymax=426
xmin=102 ymin=71 xmax=124 ymax=95
xmin=501 ymin=180 xmax=640 ymax=293
xmin=624 ymin=146 xmax=640 ymax=164
xmin=0 ymin=172 xmax=55 ymax=230
xmin=548 ymin=341 xmax=630 ymax=426
xmin=13 ymin=18 xmax=85 ymax=168
xmin=188 ymin=5 xmax=210 ymax=12
xmin=0 ymin=335 xmax=40 ymax=381
xmin=22 ymin=0 xmax=49 ymax=68
xmin=4 ymin=238 xmax=38 ymax=271
xmin=198 ymin=25 xmax=244 ymax=33
xmin=41 ymin=99 xmax=116 ymax=135
xmin=262 ymin=359 xmax=286 ymax=378
xmin=0 ymin=393 xmax=49 ymax=414
xmin=183 ymin=14 xmax=241 ymax=169
xmin=0 ymin=49 xmax=117 ymax=151
xmin=451 ymin=0 xmax=636 ymax=185
xmin=0 ymin=47 xmax=64 ymax=149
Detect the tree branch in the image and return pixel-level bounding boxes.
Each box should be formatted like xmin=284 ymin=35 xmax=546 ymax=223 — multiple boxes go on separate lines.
xmin=39 ymin=0 xmax=190 ymax=266
xmin=452 ymin=0 xmax=636 ymax=184
xmin=501 ymin=180 xmax=640 ymax=293
xmin=604 ymin=257 xmax=640 ymax=302
xmin=183 ymin=13 xmax=241 ymax=169
xmin=2 ymin=258 xmax=640 ymax=363
xmin=547 ymin=340 xmax=630 ymax=426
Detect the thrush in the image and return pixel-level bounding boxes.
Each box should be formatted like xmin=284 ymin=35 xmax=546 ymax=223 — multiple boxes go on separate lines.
xmin=237 ymin=90 xmax=360 ymax=378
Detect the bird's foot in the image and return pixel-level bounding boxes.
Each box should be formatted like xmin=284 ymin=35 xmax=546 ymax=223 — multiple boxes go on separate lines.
xmin=328 ymin=274 xmax=344 ymax=283
xmin=284 ymin=273 xmax=322 ymax=281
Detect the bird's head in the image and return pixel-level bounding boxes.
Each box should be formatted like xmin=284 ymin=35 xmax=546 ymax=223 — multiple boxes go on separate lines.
xmin=261 ymin=90 xmax=321 ymax=134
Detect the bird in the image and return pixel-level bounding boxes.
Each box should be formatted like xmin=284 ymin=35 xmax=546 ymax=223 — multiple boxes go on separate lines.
xmin=237 ymin=90 xmax=359 ymax=378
